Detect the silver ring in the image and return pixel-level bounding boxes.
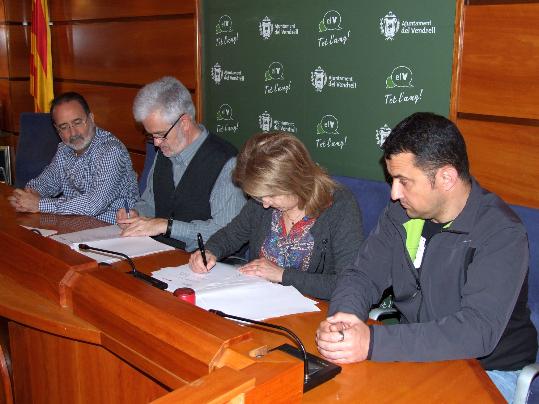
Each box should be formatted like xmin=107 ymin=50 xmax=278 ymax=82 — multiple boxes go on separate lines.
xmin=338 ymin=330 xmax=345 ymax=342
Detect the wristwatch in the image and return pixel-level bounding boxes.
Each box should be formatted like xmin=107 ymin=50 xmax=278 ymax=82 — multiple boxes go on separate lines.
xmin=164 ymin=217 xmax=173 ymax=238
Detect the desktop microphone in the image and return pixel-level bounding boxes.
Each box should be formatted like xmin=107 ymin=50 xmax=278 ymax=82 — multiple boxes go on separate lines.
xmin=209 ymin=309 xmax=341 ymax=392
xmin=78 ymin=244 xmax=168 ymax=290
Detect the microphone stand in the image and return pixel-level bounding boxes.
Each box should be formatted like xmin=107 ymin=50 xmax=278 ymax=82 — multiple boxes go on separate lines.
xmin=78 ymin=244 xmax=168 ymax=290
xmin=210 ymin=309 xmax=341 ymax=392
xmin=210 ymin=309 xmax=309 ymax=383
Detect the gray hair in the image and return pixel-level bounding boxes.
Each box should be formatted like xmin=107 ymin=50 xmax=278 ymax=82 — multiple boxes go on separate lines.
xmin=133 ymin=76 xmax=195 ymax=124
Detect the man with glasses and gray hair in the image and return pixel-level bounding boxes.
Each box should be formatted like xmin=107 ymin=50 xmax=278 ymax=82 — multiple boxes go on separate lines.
xmin=9 ymin=91 xmax=138 ymax=223
xmin=116 ymin=76 xmax=244 ymax=251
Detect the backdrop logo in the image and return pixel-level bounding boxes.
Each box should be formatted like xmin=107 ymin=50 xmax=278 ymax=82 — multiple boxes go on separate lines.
xmin=316 ymin=114 xmax=339 ymax=135
xmin=211 ymin=62 xmax=245 ymax=85
xmin=258 ymin=111 xmax=297 ymax=133
xmin=386 ymin=66 xmax=413 ymax=88
xmin=216 ymin=104 xmax=239 ymax=134
xmin=311 ymin=67 xmax=327 ymax=91
xmin=310 ymin=66 xmax=358 ymax=92
xmin=319 ymin=10 xmax=342 ymax=32
xmin=216 ymin=104 xmax=233 ymax=120
xmin=315 ymin=114 xmax=347 ymax=150
xmin=264 ymin=62 xmax=291 ymax=94
xmin=380 ymin=11 xmax=400 ymax=40
xmin=259 ymin=16 xmax=299 ymax=40
xmin=265 ymin=62 xmax=284 ymax=80
xmin=317 ymin=10 xmax=350 ymax=47
xmin=376 ymin=124 xmax=392 ymax=147
xmin=385 ymin=65 xmax=424 ymax=105
xmin=379 ymin=11 xmax=437 ymax=40
xmin=211 ymin=63 xmax=223 ymax=84
xmin=215 ymin=15 xmax=239 ymax=46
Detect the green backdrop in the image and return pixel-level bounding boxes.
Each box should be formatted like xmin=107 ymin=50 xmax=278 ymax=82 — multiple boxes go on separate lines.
xmin=201 ymin=1 xmax=456 ymax=180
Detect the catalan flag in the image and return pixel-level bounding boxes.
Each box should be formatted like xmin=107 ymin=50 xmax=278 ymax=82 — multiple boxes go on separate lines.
xmin=30 ymin=0 xmax=54 ymax=112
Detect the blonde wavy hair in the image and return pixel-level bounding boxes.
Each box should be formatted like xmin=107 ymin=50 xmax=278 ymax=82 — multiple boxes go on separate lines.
xmin=233 ymin=132 xmax=338 ymax=218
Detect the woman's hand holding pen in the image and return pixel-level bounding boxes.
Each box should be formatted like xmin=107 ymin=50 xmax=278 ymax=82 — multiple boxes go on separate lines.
xmin=239 ymin=258 xmax=284 ymax=283
xmin=189 ymin=250 xmax=217 ymax=273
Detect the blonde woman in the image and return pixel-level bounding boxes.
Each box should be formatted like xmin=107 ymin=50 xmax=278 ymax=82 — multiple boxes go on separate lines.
xmin=190 ymin=131 xmax=363 ymax=299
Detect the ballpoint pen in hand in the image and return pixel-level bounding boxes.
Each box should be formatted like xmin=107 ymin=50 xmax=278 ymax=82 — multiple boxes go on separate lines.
xmin=197 ymin=233 xmax=208 ymax=268
xmin=124 ymin=199 xmax=130 ymax=219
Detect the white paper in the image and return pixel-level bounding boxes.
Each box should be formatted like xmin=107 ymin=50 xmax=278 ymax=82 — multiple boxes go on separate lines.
xmin=152 ymin=263 xmax=319 ymax=320
xmin=51 ymin=224 xmax=122 ymax=245
xmin=21 ymin=225 xmax=58 ymax=237
xmin=153 ymin=262 xmax=267 ymax=292
xmin=51 ymin=225 xmax=175 ymax=263
xmin=71 ymin=237 xmax=175 ymax=263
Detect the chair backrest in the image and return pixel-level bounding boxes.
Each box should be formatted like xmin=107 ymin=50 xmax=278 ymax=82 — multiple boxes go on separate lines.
xmin=138 ymin=141 xmax=157 ymax=195
xmin=15 ymin=112 xmax=60 ymax=188
xmin=510 ymin=204 xmax=539 ymax=401
xmin=332 ymin=175 xmax=391 ymax=238
xmin=511 ymin=204 xmax=539 ymax=353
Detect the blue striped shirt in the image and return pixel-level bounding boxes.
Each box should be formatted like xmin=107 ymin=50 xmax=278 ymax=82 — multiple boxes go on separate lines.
xmin=27 ymin=127 xmax=139 ymax=223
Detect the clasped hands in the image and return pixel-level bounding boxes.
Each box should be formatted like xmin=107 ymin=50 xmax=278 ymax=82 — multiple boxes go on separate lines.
xmin=189 ymin=252 xmax=284 ymax=283
xmin=8 ymin=188 xmax=40 ymax=212
xmin=315 ymin=312 xmax=371 ymax=364
xmin=116 ymin=208 xmax=167 ymax=236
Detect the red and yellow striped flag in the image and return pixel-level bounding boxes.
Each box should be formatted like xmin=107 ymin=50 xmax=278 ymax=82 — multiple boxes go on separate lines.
xmin=30 ymin=0 xmax=54 ymax=112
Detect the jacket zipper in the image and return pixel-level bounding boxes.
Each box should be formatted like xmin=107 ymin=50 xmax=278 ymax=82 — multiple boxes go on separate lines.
xmin=314 ymin=239 xmax=328 ymax=273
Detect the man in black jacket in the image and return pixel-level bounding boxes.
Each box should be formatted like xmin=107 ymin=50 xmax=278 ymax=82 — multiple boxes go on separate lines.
xmin=116 ymin=76 xmax=245 ymax=251
xmin=316 ymin=112 xmax=537 ymax=402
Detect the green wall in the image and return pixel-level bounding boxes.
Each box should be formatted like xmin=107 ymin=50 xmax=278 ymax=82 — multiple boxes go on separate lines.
xmin=201 ymin=1 xmax=456 ymax=180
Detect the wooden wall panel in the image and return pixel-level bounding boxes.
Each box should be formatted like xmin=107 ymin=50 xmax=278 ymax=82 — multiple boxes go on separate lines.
xmin=7 ymin=80 xmax=33 ymax=131
xmin=49 ymin=0 xmax=195 ymax=21
xmin=459 ymin=3 xmax=539 ymax=120
xmin=0 ymin=27 xmax=8 ymax=77
xmin=5 ymin=25 xmax=30 ymax=78
xmin=2 ymin=0 xmax=31 ymax=23
xmin=51 ymin=18 xmax=196 ymax=88
xmin=457 ymin=118 xmax=539 ymax=207
xmin=451 ymin=1 xmax=539 ymax=208
xmin=0 ymin=80 xmax=33 ymax=132
xmin=0 ymin=0 xmax=5 ymax=22
xmin=0 ymin=80 xmax=10 ymax=130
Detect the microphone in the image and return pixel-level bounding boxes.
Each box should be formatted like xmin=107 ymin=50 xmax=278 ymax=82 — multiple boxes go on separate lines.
xmin=78 ymin=244 xmax=168 ymax=290
xmin=209 ymin=309 xmax=341 ymax=392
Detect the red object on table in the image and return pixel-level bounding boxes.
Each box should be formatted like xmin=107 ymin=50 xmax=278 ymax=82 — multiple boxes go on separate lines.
xmin=173 ymin=287 xmax=196 ymax=304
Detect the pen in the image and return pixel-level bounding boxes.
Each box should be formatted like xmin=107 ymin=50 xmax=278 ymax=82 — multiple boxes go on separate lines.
xmin=197 ymin=233 xmax=208 ymax=268
xmin=124 ymin=199 xmax=130 ymax=218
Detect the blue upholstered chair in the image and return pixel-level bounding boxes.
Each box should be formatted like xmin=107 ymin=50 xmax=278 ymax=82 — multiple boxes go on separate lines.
xmin=15 ymin=112 xmax=60 ymax=188
xmin=332 ymin=175 xmax=390 ymax=239
xmin=138 ymin=141 xmax=157 ymax=194
xmin=512 ymin=204 xmax=539 ymax=404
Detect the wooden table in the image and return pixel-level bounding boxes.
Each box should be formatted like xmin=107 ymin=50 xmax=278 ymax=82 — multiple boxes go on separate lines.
xmin=0 ymin=184 xmax=504 ymax=403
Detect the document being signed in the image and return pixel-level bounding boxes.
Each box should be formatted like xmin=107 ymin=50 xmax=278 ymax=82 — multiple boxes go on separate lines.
xmin=153 ymin=263 xmax=320 ymax=320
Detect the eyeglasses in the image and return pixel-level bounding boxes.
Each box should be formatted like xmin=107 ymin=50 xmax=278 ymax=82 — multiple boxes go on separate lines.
xmin=147 ymin=113 xmax=184 ymax=140
xmin=55 ymin=116 xmax=89 ymax=133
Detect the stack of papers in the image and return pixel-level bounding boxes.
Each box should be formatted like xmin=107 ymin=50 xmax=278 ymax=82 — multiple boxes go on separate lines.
xmin=51 ymin=225 xmax=175 ymax=263
xmin=152 ymin=263 xmax=320 ymax=320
